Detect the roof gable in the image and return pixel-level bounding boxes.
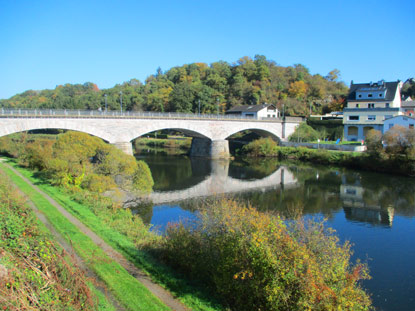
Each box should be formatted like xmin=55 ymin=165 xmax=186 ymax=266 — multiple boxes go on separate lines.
xmin=348 ymin=81 xmax=400 ymax=102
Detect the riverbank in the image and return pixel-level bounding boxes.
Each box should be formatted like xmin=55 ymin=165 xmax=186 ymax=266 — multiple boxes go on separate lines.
xmin=1 ymin=158 xmax=222 ymax=311
xmin=134 ymin=137 xmax=192 ymax=156
xmin=242 ymin=138 xmax=415 ymax=176
xmin=0 ymin=160 xmax=174 ymax=311
xmin=0 ymin=168 xmax=115 ymax=310
xmin=1 ymin=157 xmax=376 ymax=310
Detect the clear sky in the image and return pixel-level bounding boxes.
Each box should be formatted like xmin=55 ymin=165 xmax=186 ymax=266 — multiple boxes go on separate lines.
xmin=0 ymin=0 xmax=414 ymax=99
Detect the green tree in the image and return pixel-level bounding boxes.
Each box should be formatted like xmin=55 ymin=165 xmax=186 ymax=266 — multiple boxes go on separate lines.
xmin=289 ymin=122 xmax=321 ymax=142
xmin=168 ymin=82 xmax=195 ymax=112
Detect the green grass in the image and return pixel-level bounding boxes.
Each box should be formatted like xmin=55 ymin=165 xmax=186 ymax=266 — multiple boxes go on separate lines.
xmin=2 ymin=159 xmax=222 ymax=311
xmin=0 ymin=161 xmax=169 ymax=311
xmin=88 ymin=283 xmax=117 ymax=311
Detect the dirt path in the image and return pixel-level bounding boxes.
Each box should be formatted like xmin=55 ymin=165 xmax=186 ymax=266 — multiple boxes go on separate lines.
xmin=3 ymin=162 xmax=189 ymax=311
xmin=17 ymin=188 xmax=125 ymax=311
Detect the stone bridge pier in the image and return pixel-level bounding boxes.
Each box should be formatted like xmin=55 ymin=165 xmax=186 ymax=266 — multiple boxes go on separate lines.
xmin=112 ymin=142 xmax=134 ymax=156
xmin=189 ymin=138 xmax=230 ymax=159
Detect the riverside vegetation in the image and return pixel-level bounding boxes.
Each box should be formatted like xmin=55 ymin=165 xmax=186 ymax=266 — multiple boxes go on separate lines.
xmin=0 ymin=132 xmax=374 ymax=310
xmin=0 ymin=170 xmax=114 ymax=310
xmin=242 ymin=126 xmax=415 ymax=176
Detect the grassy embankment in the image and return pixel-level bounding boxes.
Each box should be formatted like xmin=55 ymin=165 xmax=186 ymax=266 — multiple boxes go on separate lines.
xmin=2 ymin=159 xmax=222 ymax=311
xmin=0 ymin=161 xmax=170 ymax=311
xmin=0 ymin=169 xmax=115 ymax=311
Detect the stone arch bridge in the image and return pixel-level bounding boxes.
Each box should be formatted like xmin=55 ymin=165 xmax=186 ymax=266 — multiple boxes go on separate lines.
xmin=0 ymin=109 xmax=301 ymax=158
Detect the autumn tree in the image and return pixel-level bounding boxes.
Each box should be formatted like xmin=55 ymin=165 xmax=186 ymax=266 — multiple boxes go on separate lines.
xmin=326 ymin=69 xmax=341 ymax=82
xmin=383 ymin=125 xmax=415 ymax=158
xmin=288 ymin=80 xmax=308 ymax=99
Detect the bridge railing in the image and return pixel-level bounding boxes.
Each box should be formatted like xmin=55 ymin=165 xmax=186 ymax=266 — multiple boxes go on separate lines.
xmin=0 ymin=108 xmax=294 ymax=122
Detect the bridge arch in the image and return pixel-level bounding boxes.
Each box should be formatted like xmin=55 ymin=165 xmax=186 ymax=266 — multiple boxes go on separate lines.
xmin=215 ymin=122 xmax=284 ymax=141
xmin=225 ymin=128 xmax=281 ymax=142
xmin=129 ymin=127 xmax=210 ymax=141
xmin=0 ymin=120 xmax=114 ymax=143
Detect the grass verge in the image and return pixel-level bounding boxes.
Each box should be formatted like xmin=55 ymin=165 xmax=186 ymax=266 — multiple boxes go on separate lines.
xmin=0 ymin=161 xmax=169 ymax=311
xmin=2 ymin=158 xmax=222 ymax=311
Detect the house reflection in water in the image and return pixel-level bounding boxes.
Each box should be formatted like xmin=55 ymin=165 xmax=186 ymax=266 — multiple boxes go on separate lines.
xmin=340 ymin=176 xmax=394 ymax=227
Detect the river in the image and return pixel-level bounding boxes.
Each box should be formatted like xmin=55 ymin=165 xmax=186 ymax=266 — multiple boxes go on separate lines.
xmin=135 ymin=154 xmax=415 ymax=311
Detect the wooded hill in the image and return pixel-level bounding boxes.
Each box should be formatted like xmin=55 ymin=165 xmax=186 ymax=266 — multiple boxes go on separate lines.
xmin=0 ymin=55 xmax=387 ymax=116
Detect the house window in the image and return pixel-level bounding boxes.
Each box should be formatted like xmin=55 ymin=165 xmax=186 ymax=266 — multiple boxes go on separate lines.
xmin=379 ymin=93 xmax=383 ymax=97
xmin=367 ymin=115 xmax=376 ymax=121
xmin=267 ymin=114 xmax=271 ymax=118
xmin=368 ymin=94 xmax=373 ymax=98
xmin=356 ymin=104 xmax=360 ymax=108
xmin=345 ymin=188 xmax=357 ymax=195
xmin=368 ymin=103 xmax=375 ymax=108
xmin=348 ymin=115 xmax=359 ymax=121
xmin=385 ymin=103 xmax=389 ymax=108
xmin=358 ymin=94 xmax=362 ymax=98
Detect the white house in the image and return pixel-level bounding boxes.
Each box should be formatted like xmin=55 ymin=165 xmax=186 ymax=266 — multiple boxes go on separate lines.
xmin=383 ymin=115 xmax=415 ymax=133
xmin=226 ymin=104 xmax=279 ymax=119
xmin=343 ymin=80 xmax=403 ymax=141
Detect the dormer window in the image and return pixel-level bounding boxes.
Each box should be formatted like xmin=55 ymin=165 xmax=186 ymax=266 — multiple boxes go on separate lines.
xmin=358 ymin=94 xmax=362 ymax=98
xmin=379 ymin=94 xmax=383 ymax=97
xmin=368 ymin=94 xmax=373 ymax=98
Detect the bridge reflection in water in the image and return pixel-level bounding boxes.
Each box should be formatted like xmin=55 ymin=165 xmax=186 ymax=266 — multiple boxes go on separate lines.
xmin=138 ymin=157 xmax=411 ymax=230
xmin=148 ymin=159 xmax=298 ymax=204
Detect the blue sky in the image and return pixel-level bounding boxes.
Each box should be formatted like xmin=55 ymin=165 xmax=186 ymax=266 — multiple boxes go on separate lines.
xmin=0 ymin=0 xmax=414 ymax=99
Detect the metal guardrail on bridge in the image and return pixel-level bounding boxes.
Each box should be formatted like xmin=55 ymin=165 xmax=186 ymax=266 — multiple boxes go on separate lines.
xmin=0 ymin=108 xmax=302 ymax=122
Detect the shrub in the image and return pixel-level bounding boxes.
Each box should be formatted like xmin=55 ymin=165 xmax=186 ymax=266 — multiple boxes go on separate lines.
xmin=242 ymin=137 xmax=278 ymax=157
xmin=365 ymin=129 xmax=384 ymax=157
xmin=162 ymin=200 xmax=372 ymax=311
xmin=383 ymin=125 xmax=415 ymax=159
xmin=289 ymin=123 xmax=321 ymax=142
xmin=10 ymin=131 xmax=154 ymax=194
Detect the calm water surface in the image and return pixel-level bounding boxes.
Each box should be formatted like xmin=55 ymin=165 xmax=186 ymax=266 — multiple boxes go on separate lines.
xmin=135 ymin=154 xmax=415 ymax=311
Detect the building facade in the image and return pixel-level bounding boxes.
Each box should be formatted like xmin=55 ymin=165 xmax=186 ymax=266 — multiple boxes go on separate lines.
xmin=225 ymin=104 xmax=279 ymax=119
xmin=401 ymin=98 xmax=415 ymax=117
xmin=343 ymin=80 xmax=403 ymax=141
xmin=383 ymin=115 xmax=415 ymax=133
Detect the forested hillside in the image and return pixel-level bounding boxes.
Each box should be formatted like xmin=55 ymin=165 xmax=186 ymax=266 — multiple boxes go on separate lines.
xmin=1 ymin=55 xmax=348 ymax=116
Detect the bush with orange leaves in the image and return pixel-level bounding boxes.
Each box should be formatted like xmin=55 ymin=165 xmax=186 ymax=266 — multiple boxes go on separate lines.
xmin=163 ymin=199 xmax=372 ymax=311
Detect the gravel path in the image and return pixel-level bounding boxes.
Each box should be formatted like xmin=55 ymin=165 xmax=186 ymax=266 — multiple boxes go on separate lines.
xmin=3 ymin=162 xmax=189 ymax=311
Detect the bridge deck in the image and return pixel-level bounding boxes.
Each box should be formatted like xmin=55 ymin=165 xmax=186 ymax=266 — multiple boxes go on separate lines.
xmin=0 ymin=109 xmax=302 ymax=123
